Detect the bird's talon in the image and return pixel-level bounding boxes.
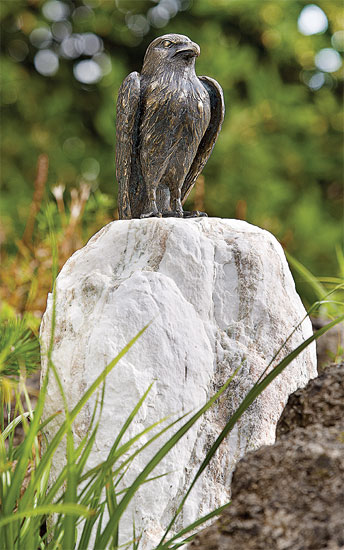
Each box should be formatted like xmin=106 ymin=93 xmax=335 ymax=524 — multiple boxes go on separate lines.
xmin=161 ymin=210 xmax=183 ymax=218
xmin=140 ymin=211 xmax=162 ymax=219
xmin=182 ymin=210 xmax=208 ymax=218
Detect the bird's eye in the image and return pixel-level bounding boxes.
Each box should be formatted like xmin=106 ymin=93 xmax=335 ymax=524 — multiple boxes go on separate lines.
xmin=162 ymin=40 xmax=172 ymax=48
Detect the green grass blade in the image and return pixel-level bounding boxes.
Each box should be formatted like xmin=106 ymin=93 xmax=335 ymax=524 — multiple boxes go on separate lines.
xmin=46 ymin=345 xmax=78 ymax=548
xmin=165 ymin=534 xmax=195 ymax=549
xmin=0 ymin=503 xmax=94 ymax=528
xmin=93 ymin=501 xmax=106 ymax=549
xmin=115 ymin=472 xmax=170 ymax=498
xmin=111 ymin=382 xmax=155 ymax=454
xmin=157 ymin=501 xmax=231 ymax=549
xmin=78 ymin=413 xmax=178 ymax=486
xmin=2 ymin=368 xmax=49 ymax=516
xmin=113 ymin=461 xmax=132 ymax=490
xmin=132 ymin=519 xmax=142 ymax=550
xmin=63 ymin=462 xmax=78 ymax=549
xmin=0 ymin=412 xmax=30 ymax=440
xmin=75 ymin=424 xmax=100 ymax=480
xmin=286 ymin=252 xmax=327 ymax=300
xmin=77 ymin=496 xmax=102 ymax=550
xmin=335 ymin=244 xmax=344 ymax=278
xmin=106 ymin=471 xmax=119 ymax=548
xmin=317 ymin=277 xmax=344 ymax=285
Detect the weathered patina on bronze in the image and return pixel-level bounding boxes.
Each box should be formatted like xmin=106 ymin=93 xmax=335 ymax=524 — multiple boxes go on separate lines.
xmin=116 ymin=33 xmax=225 ymax=219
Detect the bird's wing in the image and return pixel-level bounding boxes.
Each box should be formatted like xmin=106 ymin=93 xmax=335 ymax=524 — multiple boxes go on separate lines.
xmin=115 ymin=71 xmax=141 ymax=219
xmin=181 ymin=76 xmax=225 ymax=204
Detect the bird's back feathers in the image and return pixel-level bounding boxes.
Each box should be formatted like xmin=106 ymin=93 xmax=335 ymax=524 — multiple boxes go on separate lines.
xmin=181 ymin=76 xmax=225 ymax=203
xmin=115 ymin=71 xmax=140 ymax=219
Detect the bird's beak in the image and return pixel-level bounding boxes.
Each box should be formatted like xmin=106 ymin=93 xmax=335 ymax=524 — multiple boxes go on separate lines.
xmin=174 ymin=42 xmax=200 ymax=58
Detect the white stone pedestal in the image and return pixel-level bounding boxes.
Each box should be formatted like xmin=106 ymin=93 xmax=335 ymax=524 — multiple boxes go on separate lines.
xmin=40 ymin=218 xmax=317 ymax=548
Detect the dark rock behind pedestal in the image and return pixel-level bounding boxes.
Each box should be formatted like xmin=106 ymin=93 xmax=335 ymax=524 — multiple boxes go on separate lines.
xmin=189 ymin=364 xmax=344 ymax=550
xmin=276 ymin=362 xmax=344 ymax=435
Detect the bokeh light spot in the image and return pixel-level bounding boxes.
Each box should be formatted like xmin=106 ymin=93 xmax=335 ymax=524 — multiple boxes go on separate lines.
xmin=260 ymin=3 xmax=282 ymax=24
xmin=93 ymin=53 xmax=112 ymax=76
xmin=60 ymin=33 xmax=103 ymax=58
xmin=160 ymin=0 xmax=180 ymax=18
xmin=331 ymin=30 xmax=344 ymax=52
xmin=125 ymin=14 xmax=150 ymax=37
xmin=308 ymin=72 xmax=325 ymax=91
xmin=72 ymin=6 xmax=94 ymax=21
xmin=16 ymin=12 xmax=36 ymax=33
xmin=148 ymin=5 xmax=170 ymax=28
xmin=179 ymin=0 xmax=191 ymax=10
xmin=261 ymin=30 xmax=281 ymax=49
xmin=73 ymin=59 xmax=102 ymax=84
xmin=60 ymin=34 xmax=84 ymax=58
xmin=52 ymin=20 xmax=72 ymax=41
xmin=42 ymin=1 xmax=70 ymax=22
xmin=30 ymin=27 xmax=53 ymax=49
xmin=82 ymin=33 xmax=103 ymax=55
xmin=81 ymin=158 xmax=100 ymax=181
xmin=298 ymin=5 xmax=328 ymax=36
xmin=34 ymin=49 xmax=59 ymax=76
xmin=8 ymin=40 xmax=29 ymax=62
xmin=315 ymin=48 xmax=342 ymax=73
xmin=62 ymin=136 xmax=85 ymax=159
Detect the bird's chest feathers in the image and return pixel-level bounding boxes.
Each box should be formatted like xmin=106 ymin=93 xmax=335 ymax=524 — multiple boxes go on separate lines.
xmin=141 ymin=75 xmax=210 ymax=131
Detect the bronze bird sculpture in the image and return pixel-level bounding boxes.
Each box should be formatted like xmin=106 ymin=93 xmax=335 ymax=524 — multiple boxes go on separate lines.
xmin=116 ymin=33 xmax=225 ymax=219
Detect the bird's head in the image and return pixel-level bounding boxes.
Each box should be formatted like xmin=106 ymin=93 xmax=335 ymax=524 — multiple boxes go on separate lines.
xmin=141 ymin=34 xmax=200 ymax=76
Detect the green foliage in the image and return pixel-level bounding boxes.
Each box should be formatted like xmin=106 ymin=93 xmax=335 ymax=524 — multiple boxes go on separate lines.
xmin=286 ymin=251 xmax=344 ymax=316
xmin=0 ymin=318 xmax=40 ymax=378
xmin=1 ymin=0 xmax=343 ymax=294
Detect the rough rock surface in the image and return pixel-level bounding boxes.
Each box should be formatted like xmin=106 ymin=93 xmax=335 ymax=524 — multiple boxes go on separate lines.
xmin=40 ymin=218 xmax=316 ymax=548
xmin=277 ymin=362 xmax=344 ymax=436
xmin=189 ymin=364 xmax=344 ymax=550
